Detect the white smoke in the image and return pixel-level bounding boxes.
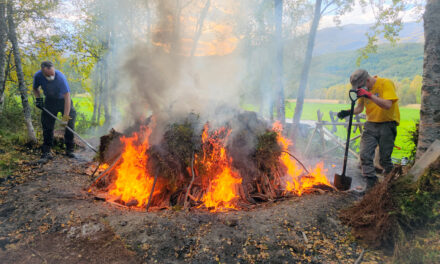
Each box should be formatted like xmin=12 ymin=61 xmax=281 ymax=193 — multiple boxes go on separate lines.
xmin=90 ymin=0 xmax=310 ymax=143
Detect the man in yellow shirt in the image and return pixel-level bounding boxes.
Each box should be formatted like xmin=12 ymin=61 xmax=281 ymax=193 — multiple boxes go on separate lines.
xmin=337 ymin=69 xmax=400 ymax=190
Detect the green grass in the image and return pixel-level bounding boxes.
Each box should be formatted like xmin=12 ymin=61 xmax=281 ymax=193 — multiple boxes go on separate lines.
xmin=243 ymin=102 xmax=419 ymax=160
xmin=72 ymin=96 xmax=94 ymax=120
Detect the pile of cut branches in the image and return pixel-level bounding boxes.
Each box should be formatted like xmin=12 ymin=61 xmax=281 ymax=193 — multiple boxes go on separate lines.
xmin=93 ymin=111 xmax=330 ymax=210
xmin=340 ymin=159 xmax=440 ymax=250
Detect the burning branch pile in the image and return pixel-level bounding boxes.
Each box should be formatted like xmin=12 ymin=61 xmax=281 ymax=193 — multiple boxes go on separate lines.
xmin=89 ymin=112 xmax=335 ymax=212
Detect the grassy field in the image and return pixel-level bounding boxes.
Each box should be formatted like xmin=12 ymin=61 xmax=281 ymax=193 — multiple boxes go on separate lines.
xmin=243 ymin=101 xmax=420 ymax=160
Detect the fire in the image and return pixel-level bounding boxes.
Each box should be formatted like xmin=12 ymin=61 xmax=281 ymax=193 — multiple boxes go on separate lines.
xmin=93 ymin=119 xmax=334 ymax=212
xmin=108 ymin=126 xmax=157 ymax=208
xmin=200 ymin=166 xmax=242 ymax=211
xmin=273 ymin=121 xmax=331 ymax=195
xmin=198 ymin=125 xmax=242 ymax=212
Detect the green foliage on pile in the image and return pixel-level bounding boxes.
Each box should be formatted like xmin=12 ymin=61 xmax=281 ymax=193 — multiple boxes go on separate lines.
xmin=163 ymin=114 xmax=202 ymax=167
xmin=253 ymin=131 xmax=282 ymax=174
xmin=393 ymin=166 xmax=440 ymax=231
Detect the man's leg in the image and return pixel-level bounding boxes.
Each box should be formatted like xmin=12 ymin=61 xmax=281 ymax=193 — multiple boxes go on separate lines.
xmin=360 ymin=122 xmax=379 ymax=189
xmin=40 ymin=104 xmax=57 ymax=160
xmin=63 ymin=104 xmax=76 ymax=156
xmin=379 ymin=122 xmax=397 ymax=173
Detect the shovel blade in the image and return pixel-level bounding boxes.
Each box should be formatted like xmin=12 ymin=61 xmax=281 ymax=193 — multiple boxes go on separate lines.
xmin=334 ymin=173 xmax=352 ymax=191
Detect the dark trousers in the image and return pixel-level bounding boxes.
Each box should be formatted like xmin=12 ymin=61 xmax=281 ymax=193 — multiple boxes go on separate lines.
xmin=41 ymin=98 xmax=76 ymax=153
xmin=360 ymin=121 xmax=397 ymax=178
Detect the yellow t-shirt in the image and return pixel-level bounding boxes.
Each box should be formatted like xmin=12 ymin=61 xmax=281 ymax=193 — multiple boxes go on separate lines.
xmin=360 ymin=77 xmax=400 ymax=125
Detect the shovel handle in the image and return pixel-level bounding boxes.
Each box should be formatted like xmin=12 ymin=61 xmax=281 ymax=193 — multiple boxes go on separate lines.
xmin=341 ymin=94 xmax=357 ymax=177
xmin=42 ymin=107 xmax=98 ymax=153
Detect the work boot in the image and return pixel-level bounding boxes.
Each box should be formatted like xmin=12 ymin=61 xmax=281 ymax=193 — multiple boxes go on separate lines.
xmin=365 ymin=176 xmax=378 ymax=191
xmin=65 ymin=150 xmax=77 ymax=159
xmin=38 ymin=152 xmax=53 ymax=164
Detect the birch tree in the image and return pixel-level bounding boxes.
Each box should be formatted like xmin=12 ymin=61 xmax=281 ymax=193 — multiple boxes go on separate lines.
xmin=7 ymin=0 xmax=37 ymax=143
xmin=0 ymin=0 xmax=7 ymax=112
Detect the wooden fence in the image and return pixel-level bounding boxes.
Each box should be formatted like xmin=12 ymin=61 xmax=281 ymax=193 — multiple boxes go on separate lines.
xmin=304 ymin=110 xmax=366 ymax=159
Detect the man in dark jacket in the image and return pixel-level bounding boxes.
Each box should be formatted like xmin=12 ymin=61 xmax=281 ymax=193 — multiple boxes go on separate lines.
xmin=33 ymin=61 xmax=76 ymax=162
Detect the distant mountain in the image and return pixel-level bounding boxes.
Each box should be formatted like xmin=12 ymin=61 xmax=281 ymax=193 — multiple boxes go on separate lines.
xmin=306 ymin=43 xmax=424 ymax=92
xmin=313 ymin=21 xmax=424 ymax=55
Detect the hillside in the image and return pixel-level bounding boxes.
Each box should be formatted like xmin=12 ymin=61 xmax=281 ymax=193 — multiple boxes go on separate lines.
xmin=304 ymin=43 xmax=423 ymax=93
xmin=313 ymin=21 xmax=423 ymax=55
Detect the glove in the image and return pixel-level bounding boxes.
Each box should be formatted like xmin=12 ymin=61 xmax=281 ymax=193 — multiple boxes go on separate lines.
xmin=337 ymin=110 xmax=352 ymax=119
xmin=357 ymin=88 xmax=372 ymax=98
xmin=61 ymin=115 xmax=72 ymax=127
xmin=36 ymin=98 xmax=44 ymax=109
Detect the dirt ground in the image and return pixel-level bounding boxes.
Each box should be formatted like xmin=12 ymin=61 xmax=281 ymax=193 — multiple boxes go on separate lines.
xmin=0 ymin=149 xmax=389 ymax=263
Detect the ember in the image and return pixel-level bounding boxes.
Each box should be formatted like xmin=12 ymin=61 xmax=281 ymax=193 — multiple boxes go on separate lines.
xmin=90 ymin=113 xmax=334 ymax=212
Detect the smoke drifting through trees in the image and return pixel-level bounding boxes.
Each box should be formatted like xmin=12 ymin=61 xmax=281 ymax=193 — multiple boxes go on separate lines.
xmin=85 ymin=1 xmax=256 ymax=138
xmin=83 ymin=0 xmax=312 ymax=135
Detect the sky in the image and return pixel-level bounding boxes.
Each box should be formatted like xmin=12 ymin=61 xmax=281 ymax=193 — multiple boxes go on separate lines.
xmin=50 ymin=0 xmax=424 ymax=57
xmin=319 ymin=0 xmax=423 ymax=30
xmin=54 ymin=0 xmax=424 ymax=31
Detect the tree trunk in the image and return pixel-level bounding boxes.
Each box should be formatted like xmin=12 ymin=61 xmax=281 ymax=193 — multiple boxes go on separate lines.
xmin=416 ymin=0 xmax=440 ymax=159
xmin=91 ymin=62 xmax=100 ymax=125
xmin=97 ymin=65 xmax=103 ymax=126
xmin=7 ymin=1 xmax=37 ymax=143
xmin=0 ymin=49 xmax=11 ymax=113
xmin=190 ymin=0 xmax=211 ymax=57
xmin=97 ymin=85 xmax=102 ymax=126
xmin=291 ymin=0 xmax=322 ymax=136
xmin=274 ymin=0 xmax=285 ymax=124
xmin=0 ymin=0 xmax=7 ymax=113
xmin=145 ymin=0 xmax=151 ymax=42
xmin=109 ymin=34 xmax=116 ymax=123
xmin=102 ymin=59 xmax=110 ymax=130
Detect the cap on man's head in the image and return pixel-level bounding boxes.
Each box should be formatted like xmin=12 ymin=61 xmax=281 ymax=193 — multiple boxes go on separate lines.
xmin=350 ymin=69 xmax=369 ymax=88
xmin=41 ymin=61 xmax=54 ymax=69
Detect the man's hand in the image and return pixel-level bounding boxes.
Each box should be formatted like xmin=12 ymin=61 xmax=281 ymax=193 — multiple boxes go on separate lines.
xmin=357 ymin=88 xmax=372 ymax=98
xmin=36 ymin=98 xmax=44 ymax=109
xmin=61 ymin=115 xmax=71 ymax=127
xmin=337 ymin=110 xmax=352 ymax=119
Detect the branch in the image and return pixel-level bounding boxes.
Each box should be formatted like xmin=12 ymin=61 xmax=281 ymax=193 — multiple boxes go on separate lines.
xmin=146 ymin=167 xmax=159 ymax=212
xmin=320 ymin=0 xmax=335 ymax=15
xmin=281 ymin=151 xmax=310 ymax=175
xmin=184 ymin=152 xmax=196 ymax=209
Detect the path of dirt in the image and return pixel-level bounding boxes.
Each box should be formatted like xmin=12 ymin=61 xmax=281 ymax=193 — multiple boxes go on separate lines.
xmin=0 ymin=149 xmax=388 ymax=263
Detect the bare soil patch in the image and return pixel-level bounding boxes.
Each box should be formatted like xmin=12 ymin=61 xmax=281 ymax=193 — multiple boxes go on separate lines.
xmin=0 ymin=150 xmax=389 ymax=263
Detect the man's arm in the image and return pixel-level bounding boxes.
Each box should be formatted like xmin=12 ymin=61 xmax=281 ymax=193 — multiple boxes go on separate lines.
xmin=33 ymin=87 xmax=41 ymax=98
xmin=33 ymin=74 xmax=41 ymax=97
xmin=357 ymin=87 xmax=393 ymax=110
xmin=58 ymin=71 xmax=71 ymax=116
xmin=353 ymin=99 xmax=364 ymax=115
xmin=64 ymin=92 xmax=71 ymax=116
xmin=369 ymin=94 xmax=392 ymax=110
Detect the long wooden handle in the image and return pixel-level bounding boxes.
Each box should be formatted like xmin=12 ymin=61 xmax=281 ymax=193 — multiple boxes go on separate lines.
xmin=42 ymin=107 xmax=98 ymax=153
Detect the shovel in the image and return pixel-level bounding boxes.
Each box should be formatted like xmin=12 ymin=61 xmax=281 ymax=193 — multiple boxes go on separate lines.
xmin=334 ymin=89 xmax=358 ymax=191
xmin=42 ymin=107 xmax=98 ymax=153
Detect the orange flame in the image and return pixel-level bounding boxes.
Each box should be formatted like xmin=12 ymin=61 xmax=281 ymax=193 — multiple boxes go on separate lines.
xmin=273 ymin=121 xmax=331 ymax=195
xmin=198 ymin=124 xmax=242 ymax=212
xmin=108 ymin=126 xmax=157 ymax=208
